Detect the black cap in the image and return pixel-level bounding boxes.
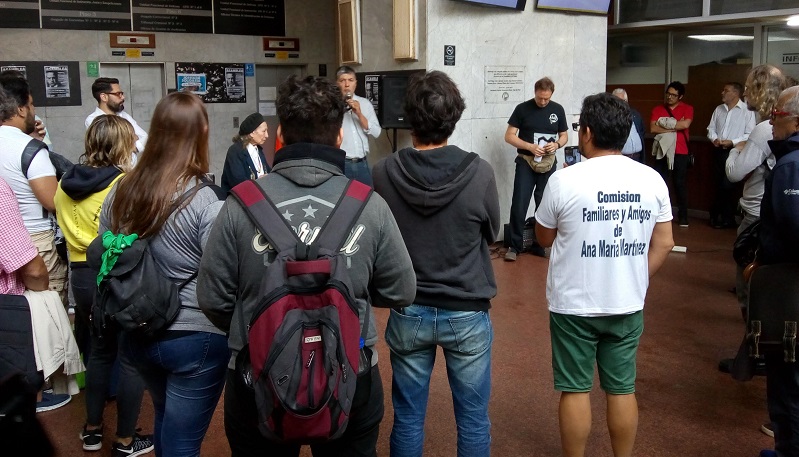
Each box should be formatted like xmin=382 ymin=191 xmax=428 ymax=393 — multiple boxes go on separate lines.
xmin=239 ymin=113 xmax=265 ymax=136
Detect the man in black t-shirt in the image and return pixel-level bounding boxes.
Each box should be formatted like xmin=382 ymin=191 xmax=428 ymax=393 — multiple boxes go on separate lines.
xmin=504 ymin=77 xmax=568 ymax=260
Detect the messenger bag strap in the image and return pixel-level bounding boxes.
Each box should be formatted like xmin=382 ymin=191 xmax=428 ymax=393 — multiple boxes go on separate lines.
xmin=20 ymin=139 xmax=48 ymax=179
xmin=664 ymin=105 xmax=689 ymax=145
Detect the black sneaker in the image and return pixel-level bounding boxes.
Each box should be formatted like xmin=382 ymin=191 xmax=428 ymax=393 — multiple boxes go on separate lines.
xmin=80 ymin=425 xmax=103 ymax=451
xmin=112 ymin=433 xmax=154 ymax=457
xmin=678 ymin=215 xmax=689 ymax=227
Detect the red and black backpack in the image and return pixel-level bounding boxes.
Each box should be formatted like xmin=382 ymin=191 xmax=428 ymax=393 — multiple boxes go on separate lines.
xmin=230 ymin=178 xmax=372 ymax=443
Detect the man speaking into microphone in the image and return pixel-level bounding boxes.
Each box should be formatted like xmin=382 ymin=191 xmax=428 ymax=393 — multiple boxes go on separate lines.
xmin=336 ymin=65 xmax=382 ymax=186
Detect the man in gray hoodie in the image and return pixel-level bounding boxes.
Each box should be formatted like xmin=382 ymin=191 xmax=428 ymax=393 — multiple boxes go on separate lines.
xmin=197 ymin=75 xmax=416 ymax=457
xmin=373 ymin=70 xmax=500 ymax=457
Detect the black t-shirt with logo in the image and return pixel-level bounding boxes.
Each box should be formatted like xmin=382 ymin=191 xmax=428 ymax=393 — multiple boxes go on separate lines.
xmin=508 ymin=99 xmax=568 ymax=154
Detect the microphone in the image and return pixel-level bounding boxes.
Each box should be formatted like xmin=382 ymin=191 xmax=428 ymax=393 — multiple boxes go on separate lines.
xmin=344 ymin=91 xmax=353 ymax=110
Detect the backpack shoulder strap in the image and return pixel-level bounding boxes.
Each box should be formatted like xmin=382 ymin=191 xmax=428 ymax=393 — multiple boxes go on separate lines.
xmin=21 ymin=139 xmax=49 ymax=179
xmin=312 ymin=179 xmax=372 ymax=254
xmin=230 ymin=180 xmax=299 ymax=253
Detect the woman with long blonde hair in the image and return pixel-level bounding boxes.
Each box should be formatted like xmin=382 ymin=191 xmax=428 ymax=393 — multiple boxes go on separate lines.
xmin=99 ymin=92 xmax=229 ymax=457
xmin=54 ymin=115 xmax=153 ymax=454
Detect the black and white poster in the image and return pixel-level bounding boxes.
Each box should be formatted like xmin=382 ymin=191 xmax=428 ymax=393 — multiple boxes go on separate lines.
xmin=365 ymin=75 xmax=379 ymax=112
xmin=225 ymin=67 xmax=245 ymax=100
xmin=175 ymin=62 xmax=246 ymax=103
xmin=44 ymin=66 xmax=71 ymax=99
xmin=1 ymin=66 xmax=28 ymax=78
xmin=0 ymin=61 xmax=81 ymax=107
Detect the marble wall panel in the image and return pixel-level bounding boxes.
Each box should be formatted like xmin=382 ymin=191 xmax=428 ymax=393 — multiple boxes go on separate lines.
xmin=424 ymin=1 xmax=607 ymax=236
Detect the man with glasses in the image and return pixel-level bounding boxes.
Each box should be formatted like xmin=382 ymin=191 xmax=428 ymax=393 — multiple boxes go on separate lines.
xmin=651 ymin=81 xmax=693 ymax=227
xmin=504 ymin=76 xmax=568 ymax=260
xmin=85 ymin=77 xmax=148 ymax=154
xmin=707 ymin=82 xmax=755 ymax=229
xmin=755 ymin=84 xmax=799 ymax=457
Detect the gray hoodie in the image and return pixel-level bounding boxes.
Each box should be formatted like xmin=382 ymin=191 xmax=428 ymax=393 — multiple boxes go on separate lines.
xmin=373 ymin=145 xmax=500 ymax=311
xmin=197 ymin=143 xmax=416 ymax=368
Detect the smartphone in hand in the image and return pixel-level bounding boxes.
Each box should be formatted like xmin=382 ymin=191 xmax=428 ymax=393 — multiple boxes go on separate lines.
xmin=564 ymin=146 xmax=581 ymax=166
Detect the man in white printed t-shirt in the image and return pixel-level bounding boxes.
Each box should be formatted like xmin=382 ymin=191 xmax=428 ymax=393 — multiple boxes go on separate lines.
xmin=534 ymin=93 xmax=675 ymax=457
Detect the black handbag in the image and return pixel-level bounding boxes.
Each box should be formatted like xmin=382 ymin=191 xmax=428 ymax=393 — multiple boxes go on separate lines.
xmin=746 ymin=263 xmax=799 ymax=361
xmin=733 ymin=220 xmax=761 ymax=268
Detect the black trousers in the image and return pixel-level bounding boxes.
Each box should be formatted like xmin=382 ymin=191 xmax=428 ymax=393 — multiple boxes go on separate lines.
xmin=711 ymin=147 xmax=736 ymax=224
xmin=508 ymin=156 xmax=556 ymax=253
xmin=766 ymin=351 xmax=799 ymax=456
xmin=225 ymin=363 xmax=384 ymax=457
xmin=655 ymin=154 xmax=689 ymax=219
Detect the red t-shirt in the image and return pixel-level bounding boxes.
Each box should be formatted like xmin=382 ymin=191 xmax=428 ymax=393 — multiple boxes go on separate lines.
xmin=651 ymin=103 xmax=694 ymax=155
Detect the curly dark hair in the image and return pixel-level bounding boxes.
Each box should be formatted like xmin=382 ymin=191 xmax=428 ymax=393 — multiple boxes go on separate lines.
xmin=276 ymin=75 xmax=345 ymax=146
xmin=404 ymin=71 xmax=465 ymax=146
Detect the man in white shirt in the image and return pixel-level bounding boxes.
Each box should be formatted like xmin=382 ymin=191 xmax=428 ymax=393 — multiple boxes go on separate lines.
xmin=535 ymin=93 xmax=674 ymax=457
xmin=335 ymin=66 xmax=381 ymax=186
xmin=707 ymin=82 xmax=756 ymax=228
xmin=85 ymin=77 xmax=148 ymax=154
xmin=0 ymin=71 xmax=67 ymax=305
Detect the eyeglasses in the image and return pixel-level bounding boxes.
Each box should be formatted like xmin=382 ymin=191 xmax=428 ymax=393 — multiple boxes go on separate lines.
xmin=572 ymin=122 xmax=580 ymax=131
xmin=771 ymin=108 xmax=798 ymax=120
xmin=103 ymin=91 xmax=124 ymax=97
xmin=665 ymin=91 xmax=680 ymax=98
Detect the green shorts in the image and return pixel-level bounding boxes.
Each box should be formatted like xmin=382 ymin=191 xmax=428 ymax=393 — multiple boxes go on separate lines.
xmin=550 ymin=310 xmax=643 ymax=395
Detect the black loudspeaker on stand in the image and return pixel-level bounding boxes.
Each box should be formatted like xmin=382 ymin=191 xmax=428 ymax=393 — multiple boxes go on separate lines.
xmin=379 ymin=75 xmax=411 ymax=130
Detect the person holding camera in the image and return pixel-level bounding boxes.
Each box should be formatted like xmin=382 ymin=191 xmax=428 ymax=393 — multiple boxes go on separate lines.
xmin=504 ymin=77 xmax=568 ymax=260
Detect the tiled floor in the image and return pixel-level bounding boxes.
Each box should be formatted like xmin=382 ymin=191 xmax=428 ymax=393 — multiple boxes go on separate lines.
xmin=38 ymin=217 xmax=772 ymax=456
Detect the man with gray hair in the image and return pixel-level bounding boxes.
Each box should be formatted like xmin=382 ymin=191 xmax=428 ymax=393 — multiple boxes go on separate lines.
xmin=612 ymin=88 xmax=645 ymax=163
xmin=335 ymin=66 xmax=382 ymax=186
xmin=724 ymin=65 xmax=786 ymax=323
xmin=755 ymin=84 xmax=799 ymax=457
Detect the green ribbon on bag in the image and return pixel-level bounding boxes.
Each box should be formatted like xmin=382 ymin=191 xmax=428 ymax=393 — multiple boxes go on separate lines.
xmin=96 ymin=231 xmax=139 ymax=286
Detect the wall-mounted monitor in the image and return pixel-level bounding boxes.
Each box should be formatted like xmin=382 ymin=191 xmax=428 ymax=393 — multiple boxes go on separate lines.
xmin=536 ymin=0 xmax=610 ymax=14
xmin=453 ymin=0 xmax=527 ymax=11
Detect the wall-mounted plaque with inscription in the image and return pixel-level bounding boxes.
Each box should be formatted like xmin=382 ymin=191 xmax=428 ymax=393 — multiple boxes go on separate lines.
xmin=133 ymin=0 xmax=213 ymax=34
xmin=41 ymin=0 xmax=132 ymax=31
xmin=214 ymin=0 xmax=285 ymax=36
xmin=0 ymin=0 xmax=40 ymax=29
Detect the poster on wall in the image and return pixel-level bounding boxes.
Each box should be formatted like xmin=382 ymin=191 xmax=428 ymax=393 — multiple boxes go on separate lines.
xmin=224 ymin=67 xmax=245 ymax=100
xmin=365 ymin=75 xmax=379 ymax=112
xmin=175 ymin=62 xmax=246 ymax=103
xmin=41 ymin=0 xmax=132 ymax=31
xmin=177 ymin=73 xmax=208 ymax=95
xmin=44 ymin=66 xmax=71 ymax=99
xmin=213 ymin=0 xmax=285 ymax=36
xmin=1 ymin=66 xmax=28 ymax=78
xmin=0 ymin=61 xmax=82 ymax=107
xmin=0 ymin=0 xmax=40 ymax=29
xmin=133 ymin=0 xmax=213 ymax=33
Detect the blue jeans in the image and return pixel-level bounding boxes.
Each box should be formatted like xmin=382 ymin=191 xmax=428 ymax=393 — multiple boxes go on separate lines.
xmin=385 ymin=305 xmax=493 ymax=457
xmin=344 ymin=158 xmax=373 ymax=187
xmin=122 ymin=331 xmax=229 ymax=457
